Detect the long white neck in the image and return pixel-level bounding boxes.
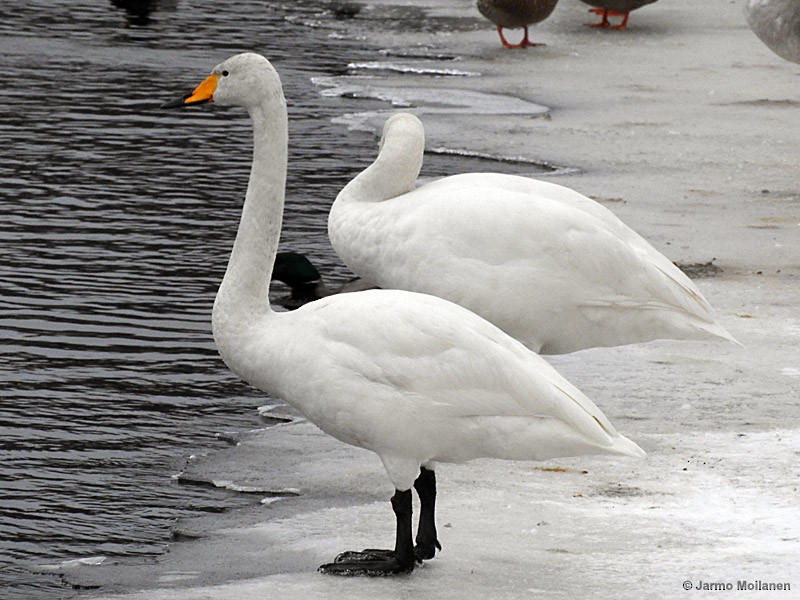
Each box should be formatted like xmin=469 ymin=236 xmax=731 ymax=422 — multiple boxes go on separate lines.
xmin=336 ymin=121 xmax=424 ymax=204
xmin=212 ymin=100 xmax=288 ymax=348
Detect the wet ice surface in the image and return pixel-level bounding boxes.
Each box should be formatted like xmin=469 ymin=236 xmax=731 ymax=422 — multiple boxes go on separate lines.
xmin=316 ymin=75 xmax=550 ymax=138
xmin=70 ymin=279 xmax=800 ymax=600
xmin=70 ymin=397 xmax=800 ymax=599
xmin=64 ymin=0 xmax=800 ymax=597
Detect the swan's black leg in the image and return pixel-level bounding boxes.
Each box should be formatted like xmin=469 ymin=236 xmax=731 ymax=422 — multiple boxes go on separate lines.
xmin=328 ymin=468 xmax=443 ymax=564
xmin=414 ymin=466 xmax=442 ymax=560
xmin=318 ymin=489 xmax=416 ymax=576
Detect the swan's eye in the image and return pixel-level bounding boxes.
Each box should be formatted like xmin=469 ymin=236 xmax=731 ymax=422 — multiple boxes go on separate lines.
xmin=222 ymin=70 xmax=229 ymax=77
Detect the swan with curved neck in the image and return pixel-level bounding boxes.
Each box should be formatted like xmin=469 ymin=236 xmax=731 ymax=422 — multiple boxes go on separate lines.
xmin=329 ymin=112 xmax=737 ymax=355
xmin=165 ymin=53 xmax=644 ymax=577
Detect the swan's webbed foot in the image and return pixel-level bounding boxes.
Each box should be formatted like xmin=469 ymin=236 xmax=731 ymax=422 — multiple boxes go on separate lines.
xmin=333 ymin=543 xmax=439 ymax=562
xmin=317 ymin=469 xmax=443 ymax=576
xmin=334 ymin=548 xmax=394 ymax=563
xmin=319 ymin=488 xmax=417 ymax=577
xmin=319 ymin=549 xmax=416 ymax=576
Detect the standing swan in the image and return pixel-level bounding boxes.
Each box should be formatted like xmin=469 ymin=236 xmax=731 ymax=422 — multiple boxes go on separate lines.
xmin=329 ymin=113 xmax=737 ymax=355
xmin=163 ymin=53 xmax=644 ymax=576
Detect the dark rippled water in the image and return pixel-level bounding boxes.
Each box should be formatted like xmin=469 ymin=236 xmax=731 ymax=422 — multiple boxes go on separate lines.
xmin=0 ymin=1 xmax=545 ymax=597
xmin=0 ymin=2 xmax=383 ymax=597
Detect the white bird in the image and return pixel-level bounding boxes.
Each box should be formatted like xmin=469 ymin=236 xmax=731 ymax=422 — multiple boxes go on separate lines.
xmin=164 ymin=53 xmax=644 ymax=576
xmin=743 ymin=0 xmax=800 ymax=64
xmin=329 ymin=112 xmax=737 ymax=356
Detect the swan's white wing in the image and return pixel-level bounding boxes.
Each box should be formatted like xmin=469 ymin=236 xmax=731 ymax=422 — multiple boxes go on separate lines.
xmin=422 ymin=173 xmax=713 ymax=308
xmin=423 ymin=190 xmax=702 ymax=312
xmin=281 ymin=289 xmax=633 ymax=455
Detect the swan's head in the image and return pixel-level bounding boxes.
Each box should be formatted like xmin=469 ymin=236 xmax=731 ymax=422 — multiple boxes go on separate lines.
xmin=374 ymin=113 xmax=426 ymax=188
xmin=163 ymin=53 xmax=283 ymax=111
xmin=378 ymin=113 xmax=425 ymax=155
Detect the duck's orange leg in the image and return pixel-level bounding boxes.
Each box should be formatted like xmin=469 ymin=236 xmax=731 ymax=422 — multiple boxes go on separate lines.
xmin=586 ymin=8 xmax=631 ymax=29
xmin=520 ymin=25 xmax=546 ymax=47
xmin=607 ymin=10 xmax=630 ymax=29
xmin=587 ymin=7 xmax=611 ymax=28
xmin=497 ymin=25 xmax=546 ymax=48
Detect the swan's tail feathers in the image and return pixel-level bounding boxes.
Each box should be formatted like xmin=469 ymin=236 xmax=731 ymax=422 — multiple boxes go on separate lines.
xmin=696 ymin=321 xmax=742 ymax=347
xmin=585 ymin=415 xmax=645 ymax=459
xmin=581 ymin=298 xmax=742 ymax=348
xmin=605 ymin=432 xmax=646 ymax=460
xmin=460 ymin=416 xmax=646 ymax=462
xmin=650 ymin=263 xmax=742 ymax=347
xmin=670 ymin=314 xmax=741 ymax=347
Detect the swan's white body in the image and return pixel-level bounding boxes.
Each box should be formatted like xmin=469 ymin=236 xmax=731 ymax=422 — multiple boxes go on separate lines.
xmin=232 ymin=289 xmax=644 ymax=488
xmin=174 ymin=54 xmax=643 ymax=498
xmin=744 ymin=0 xmax=800 ymax=64
xmin=329 ymin=113 xmax=735 ymax=355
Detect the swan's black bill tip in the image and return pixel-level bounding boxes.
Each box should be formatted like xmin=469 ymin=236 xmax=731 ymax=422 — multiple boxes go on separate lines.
xmin=161 ymin=96 xmax=212 ymax=109
xmin=161 ymin=97 xmax=187 ymax=109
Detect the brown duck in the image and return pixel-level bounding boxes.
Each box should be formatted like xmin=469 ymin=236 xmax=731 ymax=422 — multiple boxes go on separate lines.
xmin=579 ymin=0 xmax=657 ymax=29
xmin=476 ymin=0 xmax=559 ymax=48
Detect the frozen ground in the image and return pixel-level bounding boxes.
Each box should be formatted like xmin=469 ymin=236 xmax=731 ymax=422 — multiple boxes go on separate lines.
xmin=66 ymin=0 xmax=799 ymax=598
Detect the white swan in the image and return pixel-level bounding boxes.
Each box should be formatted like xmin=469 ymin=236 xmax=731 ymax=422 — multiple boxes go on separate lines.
xmin=164 ymin=53 xmax=644 ymax=576
xmin=329 ymin=113 xmax=737 ymax=355
xmin=744 ymin=0 xmax=800 ymax=64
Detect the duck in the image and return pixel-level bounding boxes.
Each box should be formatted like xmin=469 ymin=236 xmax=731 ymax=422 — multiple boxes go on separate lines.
xmin=271 ymin=251 xmax=373 ymax=310
xmin=578 ymin=0 xmax=658 ymax=29
xmin=328 ymin=112 xmax=737 ymax=355
xmin=163 ymin=52 xmax=645 ymax=576
xmin=476 ymin=0 xmax=559 ymax=48
xmin=743 ymin=0 xmax=800 ymax=64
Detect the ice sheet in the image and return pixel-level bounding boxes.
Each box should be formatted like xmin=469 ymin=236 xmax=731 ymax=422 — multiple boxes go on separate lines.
xmin=75 ymin=422 xmax=799 ymax=599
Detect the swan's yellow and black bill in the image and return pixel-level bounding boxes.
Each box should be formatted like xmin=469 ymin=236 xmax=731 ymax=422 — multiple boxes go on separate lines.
xmin=161 ymin=74 xmax=219 ymax=108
